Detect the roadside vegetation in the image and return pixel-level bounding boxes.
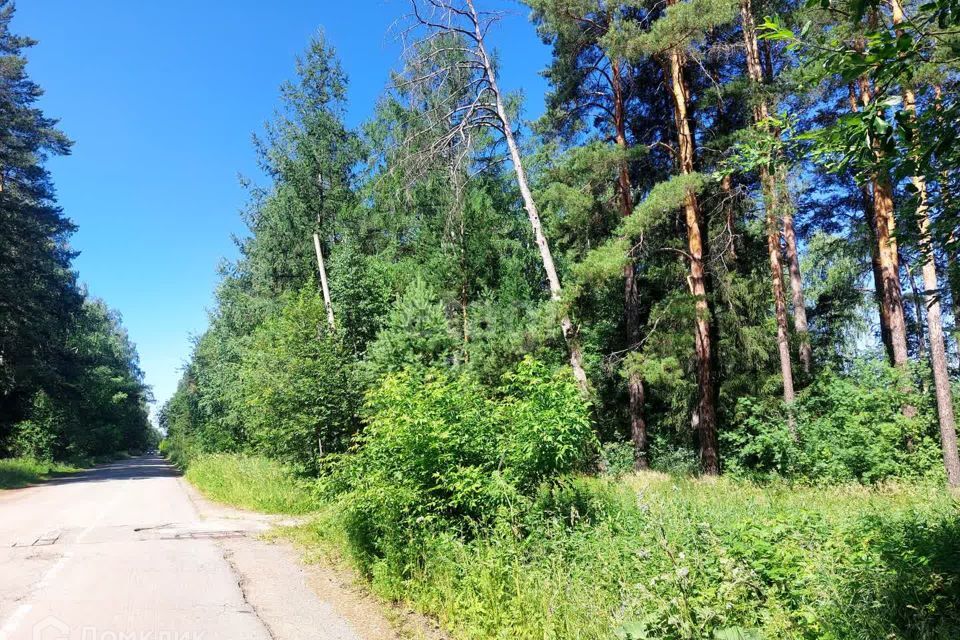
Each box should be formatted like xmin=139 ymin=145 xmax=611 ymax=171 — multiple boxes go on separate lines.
xmin=180 ymin=452 xmax=320 ymax=514
xmin=0 ymin=457 xmax=79 ymax=489
xmin=0 ymin=5 xmax=157 ymax=467
xmin=147 ymin=0 xmax=960 ymax=637
xmin=174 ymin=446 xmax=960 ymax=639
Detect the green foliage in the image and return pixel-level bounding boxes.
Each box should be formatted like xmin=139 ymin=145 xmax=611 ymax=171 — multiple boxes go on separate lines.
xmin=365 ymin=278 xmax=456 ymax=377
xmin=326 ymin=357 xmax=595 ymax=575
xmin=328 ymin=245 xmax=392 ymax=356
xmin=606 ymin=0 xmax=739 ymax=59
xmin=293 ymin=472 xmax=960 ymax=640
xmin=9 ymin=392 xmax=62 ymax=461
xmin=572 ymin=172 xmax=710 ymax=291
xmin=185 ymin=453 xmax=321 ymax=514
xmin=0 ymin=457 xmax=79 ymax=489
xmin=725 ymin=361 xmax=943 ymax=483
xmin=241 ymin=286 xmax=361 ymax=474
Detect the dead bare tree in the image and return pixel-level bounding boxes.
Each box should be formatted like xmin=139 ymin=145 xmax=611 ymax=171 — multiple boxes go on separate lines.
xmin=401 ymin=0 xmax=590 ymax=393
xmin=313 ymin=170 xmax=336 ymax=332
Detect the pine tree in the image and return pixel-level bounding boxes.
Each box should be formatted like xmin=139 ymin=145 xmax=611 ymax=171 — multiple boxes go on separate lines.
xmin=528 ymin=0 xmax=651 ymax=467
xmin=0 ymin=0 xmax=78 ymax=440
xmin=613 ymin=0 xmax=740 ymax=474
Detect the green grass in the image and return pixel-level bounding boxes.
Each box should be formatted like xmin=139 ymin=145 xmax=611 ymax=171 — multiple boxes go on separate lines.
xmin=0 ymin=457 xmax=80 ymax=489
xmin=291 ymin=472 xmax=960 ymax=640
xmin=173 ymin=452 xmax=960 ymax=638
xmin=184 ymin=453 xmax=321 ymax=514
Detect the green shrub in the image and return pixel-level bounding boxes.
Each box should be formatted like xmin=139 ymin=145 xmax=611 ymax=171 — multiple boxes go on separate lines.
xmin=365 ymin=277 xmax=456 ymax=378
xmin=241 ymin=286 xmax=362 ymax=474
xmin=9 ymin=392 xmax=62 ymax=461
xmin=600 ymin=441 xmax=637 ymax=475
xmin=295 ymin=473 xmax=960 ymax=640
xmin=725 ymin=361 xmax=942 ymax=483
xmin=161 ymin=431 xmax=201 ymax=469
xmin=327 ymin=357 xmax=595 ymax=576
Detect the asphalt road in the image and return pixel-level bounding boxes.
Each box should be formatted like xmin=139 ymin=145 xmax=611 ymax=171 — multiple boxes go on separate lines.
xmin=0 ymin=455 xmax=365 ymax=640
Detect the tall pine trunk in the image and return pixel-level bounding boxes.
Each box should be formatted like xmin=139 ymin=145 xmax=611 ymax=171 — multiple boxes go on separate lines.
xmin=854 ymin=159 xmax=895 ymax=359
xmin=741 ymin=0 xmax=797 ymax=406
xmin=764 ymin=175 xmax=796 ymax=413
xmin=848 ymin=79 xmax=908 ymax=364
xmin=890 ymin=0 xmax=960 ymax=486
xmin=612 ymin=59 xmax=649 ymax=469
xmin=916 ymin=202 xmax=960 ymax=485
xmin=466 ymin=0 xmax=590 ymax=393
xmin=872 ymin=171 xmax=910 ymax=366
xmin=665 ymin=31 xmax=719 ymax=475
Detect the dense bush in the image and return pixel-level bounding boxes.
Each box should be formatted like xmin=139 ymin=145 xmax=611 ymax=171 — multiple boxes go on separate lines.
xmin=326 ymin=357 xmax=596 ymax=575
xmin=364 ymin=277 xmax=456 ymax=378
xmin=8 ymin=392 xmax=62 ymax=461
xmin=724 ymin=362 xmax=943 ymax=483
xmin=241 ymin=286 xmax=362 ymax=474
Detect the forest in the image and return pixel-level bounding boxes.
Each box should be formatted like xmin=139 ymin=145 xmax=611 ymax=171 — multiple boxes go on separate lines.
xmin=6 ymin=0 xmax=959 ymax=636
xmin=163 ymin=0 xmax=960 ymax=485
xmin=157 ymin=0 xmax=960 ymax=636
xmin=0 ymin=2 xmax=155 ymax=475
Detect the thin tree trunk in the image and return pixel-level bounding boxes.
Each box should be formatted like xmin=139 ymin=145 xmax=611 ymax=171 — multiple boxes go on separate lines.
xmin=741 ymin=0 xmax=796 ymax=415
xmin=721 ymin=174 xmax=737 ymax=262
xmin=742 ymin=0 xmax=810 ymax=376
xmin=778 ymin=176 xmax=812 ymax=374
xmin=665 ymin=31 xmax=719 ymax=475
xmin=625 ymin=265 xmax=648 ymax=469
xmin=764 ymin=174 xmax=797 ymax=417
xmin=312 ymin=234 xmax=336 ymax=332
xmin=466 ymin=0 xmax=589 ymax=393
xmin=903 ymin=251 xmax=927 ymax=360
xmin=612 ymin=58 xmax=649 ymax=469
xmin=451 ymin=160 xmax=470 ymax=361
xmin=918 ymin=211 xmax=960 ymax=486
xmin=909 ymin=117 xmax=960 ymax=486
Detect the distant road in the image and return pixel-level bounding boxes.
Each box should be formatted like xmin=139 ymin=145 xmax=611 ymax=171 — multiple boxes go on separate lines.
xmin=0 ymin=456 xmax=364 ymax=640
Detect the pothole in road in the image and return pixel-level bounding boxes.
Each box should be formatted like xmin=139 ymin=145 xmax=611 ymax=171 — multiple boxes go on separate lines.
xmin=10 ymin=523 xmax=258 ymax=547
xmin=168 ymin=530 xmax=248 ymax=540
xmin=11 ymin=530 xmax=60 ymax=547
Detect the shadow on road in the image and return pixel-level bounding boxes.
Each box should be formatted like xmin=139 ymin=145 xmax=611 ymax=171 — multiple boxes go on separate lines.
xmin=43 ymin=455 xmax=181 ymax=486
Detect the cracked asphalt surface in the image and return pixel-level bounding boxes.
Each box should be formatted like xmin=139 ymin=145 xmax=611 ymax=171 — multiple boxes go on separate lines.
xmin=0 ymin=455 xmax=363 ymax=640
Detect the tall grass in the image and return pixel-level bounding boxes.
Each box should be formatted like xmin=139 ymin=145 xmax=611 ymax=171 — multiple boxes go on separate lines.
xmin=294 ymin=472 xmax=960 ymax=640
xmin=184 ymin=453 xmax=320 ymax=514
xmin=0 ymin=457 xmax=79 ymax=489
xmin=176 ymin=451 xmax=960 ymax=638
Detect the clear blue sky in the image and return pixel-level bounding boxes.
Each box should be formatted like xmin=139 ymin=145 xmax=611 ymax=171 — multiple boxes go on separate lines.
xmin=15 ymin=0 xmax=550 ymax=418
